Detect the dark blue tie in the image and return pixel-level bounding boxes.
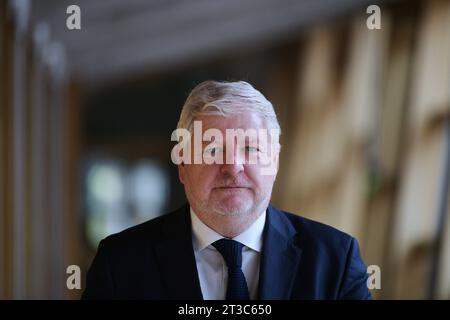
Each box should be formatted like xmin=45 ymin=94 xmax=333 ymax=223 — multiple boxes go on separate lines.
xmin=212 ymin=239 xmax=250 ymax=300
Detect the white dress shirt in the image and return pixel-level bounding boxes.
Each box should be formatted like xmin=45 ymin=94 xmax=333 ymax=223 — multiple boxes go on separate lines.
xmin=190 ymin=208 xmax=266 ymax=300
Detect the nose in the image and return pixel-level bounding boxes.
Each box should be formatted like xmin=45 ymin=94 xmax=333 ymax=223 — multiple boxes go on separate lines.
xmin=220 ymin=147 xmax=244 ymax=176
xmin=220 ymin=162 xmax=244 ymax=176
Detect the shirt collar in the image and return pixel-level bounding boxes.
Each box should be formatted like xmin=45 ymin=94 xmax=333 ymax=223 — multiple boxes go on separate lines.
xmin=190 ymin=207 xmax=266 ymax=253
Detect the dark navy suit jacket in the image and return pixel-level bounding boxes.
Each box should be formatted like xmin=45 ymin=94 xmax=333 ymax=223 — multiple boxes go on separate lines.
xmin=82 ymin=204 xmax=372 ymax=300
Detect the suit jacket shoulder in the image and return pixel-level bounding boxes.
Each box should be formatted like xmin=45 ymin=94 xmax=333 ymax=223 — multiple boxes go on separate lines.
xmin=268 ymin=207 xmax=372 ymax=299
xmin=82 ymin=204 xmax=202 ymax=300
xmin=282 ymin=209 xmax=355 ymax=253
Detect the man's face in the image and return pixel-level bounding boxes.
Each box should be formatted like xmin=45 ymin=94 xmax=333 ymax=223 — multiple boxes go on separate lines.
xmin=178 ymin=113 xmax=279 ymax=222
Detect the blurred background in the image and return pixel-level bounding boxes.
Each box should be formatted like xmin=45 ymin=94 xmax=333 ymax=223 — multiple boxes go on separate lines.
xmin=1 ymin=0 xmax=449 ymax=299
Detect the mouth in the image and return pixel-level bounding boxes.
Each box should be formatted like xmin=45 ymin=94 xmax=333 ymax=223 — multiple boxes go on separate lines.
xmin=217 ymin=185 xmax=247 ymax=189
xmin=215 ymin=186 xmax=249 ymax=189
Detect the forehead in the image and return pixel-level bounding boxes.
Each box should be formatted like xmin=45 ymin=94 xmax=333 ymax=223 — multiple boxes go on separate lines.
xmin=194 ymin=113 xmax=267 ymax=131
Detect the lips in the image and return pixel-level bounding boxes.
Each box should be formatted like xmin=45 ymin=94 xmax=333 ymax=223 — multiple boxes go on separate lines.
xmin=214 ymin=186 xmax=250 ymax=191
xmin=215 ymin=186 xmax=248 ymax=189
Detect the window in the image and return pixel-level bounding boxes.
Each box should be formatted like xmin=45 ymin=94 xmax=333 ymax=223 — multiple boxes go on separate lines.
xmin=84 ymin=156 xmax=169 ymax=249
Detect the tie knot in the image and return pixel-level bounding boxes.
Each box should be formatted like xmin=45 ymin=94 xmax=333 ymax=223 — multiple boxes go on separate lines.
xmin=212 ymin=239 xmax=244 ymax=269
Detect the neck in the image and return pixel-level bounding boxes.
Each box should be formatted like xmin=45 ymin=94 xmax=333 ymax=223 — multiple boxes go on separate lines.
xmin=208 ymin=215 xmax=259 ymax=238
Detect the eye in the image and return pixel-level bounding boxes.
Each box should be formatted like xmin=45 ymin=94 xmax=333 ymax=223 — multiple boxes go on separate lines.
xmin=205 ymin=147 xmax=223 ymax=156
xmin=245 ymin=146 xmax=259 ymax=153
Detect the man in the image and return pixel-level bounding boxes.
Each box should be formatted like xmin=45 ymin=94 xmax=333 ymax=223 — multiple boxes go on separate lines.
xmin=82 ymin=80 xmax=372 ymax=300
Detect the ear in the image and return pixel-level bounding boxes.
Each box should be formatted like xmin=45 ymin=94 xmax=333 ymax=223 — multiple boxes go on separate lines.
xmin=272 ymin=151 xmax=280 ymax=177
xmin=275 ymin=152 xmax=280 ymax=173
xmin=178 ymin=163 xmax=186 ymax=185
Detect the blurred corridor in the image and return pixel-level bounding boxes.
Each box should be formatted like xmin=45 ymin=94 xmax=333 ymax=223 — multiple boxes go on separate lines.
xmin=1 ymin=0 xmax=450 ymax=299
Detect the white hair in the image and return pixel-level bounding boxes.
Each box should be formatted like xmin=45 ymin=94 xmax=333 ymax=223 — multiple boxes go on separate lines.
xmin=177 ymin=80 xmax=281 ymax=138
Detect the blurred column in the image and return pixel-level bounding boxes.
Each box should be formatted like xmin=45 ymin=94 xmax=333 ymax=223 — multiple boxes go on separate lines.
xmin=63 ymin=80 xmax=82 ymax=300
xmin=46 ymin=40 xmax=68 ymax=299
xmin=427 ymin=115 xmax=450 ymax=299
xmin=0 ymin=0 xmax=9 ymax=299
xmin=9 ymin=0 xmax=30 ymax=300
xmin=29 ymin=22 xmax=51 ymax=299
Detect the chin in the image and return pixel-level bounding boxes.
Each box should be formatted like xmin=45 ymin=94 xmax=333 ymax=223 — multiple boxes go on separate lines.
xmin=213 ymin=200 xmax=253 ymax=217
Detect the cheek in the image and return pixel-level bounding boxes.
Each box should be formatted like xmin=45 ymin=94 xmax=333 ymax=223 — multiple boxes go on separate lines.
xmin=244 ymin=167 xmax=261 ymax=186
xmin=187 ymin=166 xmax=217 ymax=192
xmin=246 ymin=167 xmax=276 ymax=189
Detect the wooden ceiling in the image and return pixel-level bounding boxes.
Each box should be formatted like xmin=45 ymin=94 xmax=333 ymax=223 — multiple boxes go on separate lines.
xmin=29 ymin=0 xmax=383 ymax=87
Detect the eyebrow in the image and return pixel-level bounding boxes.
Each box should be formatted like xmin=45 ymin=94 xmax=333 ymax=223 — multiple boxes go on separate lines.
xmin=201 ymin=140 xmax=260 ymax=147
xmin=202 ymin=140 xmax=223 ymax=146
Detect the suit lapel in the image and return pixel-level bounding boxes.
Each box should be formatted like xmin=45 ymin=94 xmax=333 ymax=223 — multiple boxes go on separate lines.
xmin=258 ymin=205 xmax=303 ymax=299
xmin=153 ymin=204 xmax=203 ymax=300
